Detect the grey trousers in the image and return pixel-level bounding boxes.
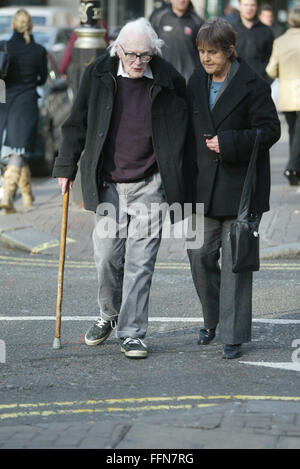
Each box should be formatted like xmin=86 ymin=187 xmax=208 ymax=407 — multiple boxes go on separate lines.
xmin=93 ymin=172 xmax=166 ymax=339
xmin=187 ymin=216 xmax=253 ymax=344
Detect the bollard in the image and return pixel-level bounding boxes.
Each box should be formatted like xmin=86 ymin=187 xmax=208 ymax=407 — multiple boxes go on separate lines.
xmin=70 ymin=0 xmax=107 ymax=207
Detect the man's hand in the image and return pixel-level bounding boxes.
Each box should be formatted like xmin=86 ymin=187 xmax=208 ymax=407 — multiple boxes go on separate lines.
xmin=205 ymin=135 xmax=220 ymax=154
xmin=58 ymin=178 xmax=73 ymax=195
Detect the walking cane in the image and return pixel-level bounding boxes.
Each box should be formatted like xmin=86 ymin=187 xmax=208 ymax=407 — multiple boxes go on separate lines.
xmin=53 ymin=186 xmax=70 ymax=349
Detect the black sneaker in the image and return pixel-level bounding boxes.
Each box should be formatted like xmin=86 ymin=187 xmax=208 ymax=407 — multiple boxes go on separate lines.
xmin=120 ymin=338 xmax=148 ymax=359
xmin=198 ymin=327 xmax=216 ymax=345
xmin=84 ymin=317 xmax=117 ymax=346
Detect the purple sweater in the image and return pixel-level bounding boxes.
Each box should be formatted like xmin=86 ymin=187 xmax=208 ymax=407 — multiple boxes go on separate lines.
xmin=102 ymin=76 xmax=157 ymax=182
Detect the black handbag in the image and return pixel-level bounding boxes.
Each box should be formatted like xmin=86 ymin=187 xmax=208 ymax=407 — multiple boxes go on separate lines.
xmin=0 ymin=41 xmax=10 ymax=79
xmin=230 ymin=129 xmax=262 ymax=273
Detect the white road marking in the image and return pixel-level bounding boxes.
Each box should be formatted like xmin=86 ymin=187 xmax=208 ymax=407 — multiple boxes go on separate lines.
xmin=240 ymin=361 xmax=300 ymax=372
xmin=0 ymin=316 xmax=300 ymax=324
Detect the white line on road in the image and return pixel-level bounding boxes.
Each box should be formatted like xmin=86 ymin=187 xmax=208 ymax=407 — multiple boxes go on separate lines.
xmin=0 ymin=316 xmax=300 ymax=324
xmin=240 ymin=361 xmax=300 ymax=372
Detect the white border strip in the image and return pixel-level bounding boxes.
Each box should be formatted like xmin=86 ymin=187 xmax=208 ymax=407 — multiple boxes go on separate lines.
xmin=0 ymin=316 xmax=300 ymax=324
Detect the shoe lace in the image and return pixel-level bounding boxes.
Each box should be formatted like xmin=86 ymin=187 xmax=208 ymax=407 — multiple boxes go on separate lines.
xmin=123 ymin=338 xmax=146 ymax=347
xmin=95 ymin=317 xmax=108 ymax=328
xmin=95 ymin=317 xmax=117 ymax=329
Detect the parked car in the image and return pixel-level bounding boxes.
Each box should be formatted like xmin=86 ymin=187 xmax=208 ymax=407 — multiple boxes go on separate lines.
xmin=0 ymin=6 xmax=77 ymax=32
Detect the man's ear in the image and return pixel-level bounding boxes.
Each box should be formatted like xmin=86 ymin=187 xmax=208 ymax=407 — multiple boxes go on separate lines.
xmin=115 ymin=43 xmax=121 ymax=59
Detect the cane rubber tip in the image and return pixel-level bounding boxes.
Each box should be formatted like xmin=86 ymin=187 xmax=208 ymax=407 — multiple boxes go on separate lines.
xmin=53 ymin=338 xmax=62 ymax=349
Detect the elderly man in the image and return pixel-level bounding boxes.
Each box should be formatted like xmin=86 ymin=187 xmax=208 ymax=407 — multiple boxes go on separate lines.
xmin=52 ymin=18 xmax=188 ymax=359
xmin=150 ymin=0 xmax=204 ymax=82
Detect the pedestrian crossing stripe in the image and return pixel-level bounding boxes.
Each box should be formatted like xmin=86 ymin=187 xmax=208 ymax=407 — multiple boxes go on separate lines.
xmin=1 ymin=395 xmax=300 ymax=420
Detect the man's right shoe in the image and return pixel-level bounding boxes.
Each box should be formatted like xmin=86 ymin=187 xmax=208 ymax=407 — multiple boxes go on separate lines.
xmin=120 ymin=338 xmax=148 ymax=359
xmin=84 ymin=317 xmax=117 ymax=346
xmin=198 ymin=327 xmax=216 ymax=345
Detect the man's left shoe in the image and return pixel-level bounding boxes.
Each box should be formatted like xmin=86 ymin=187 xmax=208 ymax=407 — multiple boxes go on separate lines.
xmin=222 ymin=344 xmax=242 ymax=359
xmin=120 ymin=338 xmax=148 ymax=359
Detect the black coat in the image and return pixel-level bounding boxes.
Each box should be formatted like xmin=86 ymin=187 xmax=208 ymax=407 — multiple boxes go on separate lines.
xmin=187 ymin=59 xmax=281 ymax=217
xmin=0 ymin=31 xmax=48 ymax=153
xmin=233 ymin=17 xmax=274 ymax=81
xmin=150 ymin=4 xmax=204 ymax=82
xmin=53 ymin=53 xmax=188 ymax=213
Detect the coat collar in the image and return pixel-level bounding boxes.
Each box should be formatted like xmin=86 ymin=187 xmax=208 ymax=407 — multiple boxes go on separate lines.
xmin=93 ymin=53 xmax=174 ymax=90
xmin=193 ymin=58 xmax=257 ymax=129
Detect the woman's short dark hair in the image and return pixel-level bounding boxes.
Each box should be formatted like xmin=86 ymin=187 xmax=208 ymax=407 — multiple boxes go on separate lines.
xmin=196 ymin=18 xmax=238 ymax=62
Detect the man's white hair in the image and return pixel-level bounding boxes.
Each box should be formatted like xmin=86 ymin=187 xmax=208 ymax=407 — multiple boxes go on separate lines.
xmin=109 ymin=17 xmax=164 ymax=56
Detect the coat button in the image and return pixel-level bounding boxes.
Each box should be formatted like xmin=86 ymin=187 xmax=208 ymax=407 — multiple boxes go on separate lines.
xmin=98 ymin=132 xmax=104 ymax=138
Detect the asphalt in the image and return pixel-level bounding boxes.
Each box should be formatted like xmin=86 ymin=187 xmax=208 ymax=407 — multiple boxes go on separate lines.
xmin=0 ymin=115 xmax=300 ymax=450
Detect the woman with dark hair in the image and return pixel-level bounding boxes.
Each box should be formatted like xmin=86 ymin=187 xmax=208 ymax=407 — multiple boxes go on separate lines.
xmin=0 ymin=9 xmax=47 ymax=213
xmin=187 ymin=18 xmax=280 ymax=359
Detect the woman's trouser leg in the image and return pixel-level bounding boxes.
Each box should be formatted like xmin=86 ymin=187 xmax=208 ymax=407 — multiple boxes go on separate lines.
xmin=188 ymin=217 xmax=222 ymax=330
xmin=219 ymin=219 xmax=253 ymax=345
xmin=188 ymin=217 xmax=253 ymax=343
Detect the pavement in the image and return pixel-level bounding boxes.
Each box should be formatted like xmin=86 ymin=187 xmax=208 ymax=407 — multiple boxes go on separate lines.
xmin=1 ymin=115 xmax=300 ymax=450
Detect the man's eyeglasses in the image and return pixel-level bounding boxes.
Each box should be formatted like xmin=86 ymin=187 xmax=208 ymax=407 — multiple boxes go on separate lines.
xmin=119 ymin=44 xmax=153 ymax=63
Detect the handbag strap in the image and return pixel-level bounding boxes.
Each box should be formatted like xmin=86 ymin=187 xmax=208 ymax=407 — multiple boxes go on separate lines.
xmin=237 ymin=129 xmax=262 ymax=221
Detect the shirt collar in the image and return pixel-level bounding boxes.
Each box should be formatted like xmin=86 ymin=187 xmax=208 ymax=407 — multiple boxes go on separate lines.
xmin=117 ymin=60 xmax=153 ymax=79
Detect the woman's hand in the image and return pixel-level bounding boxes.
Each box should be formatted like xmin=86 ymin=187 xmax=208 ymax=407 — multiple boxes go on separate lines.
xmin=206 ymin=136 xmax=220 ymax=154
xmin=58 ymin=177 xmax=73 ymax=195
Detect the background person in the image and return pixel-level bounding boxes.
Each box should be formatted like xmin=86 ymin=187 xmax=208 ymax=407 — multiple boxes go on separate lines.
xmin=266 ymin=5 xmax=300 ymax=186
xmin=0 ymin=9 xmax=47 ymax=213
xmin=258 ymin=4 xmax=286 ymax=38
xmin=233 ymin=0 xmax=274 ymax=81
xmin=186 ymin=18 xmax=280 ymax=359
xmin=150 ymin=0 xmax=204 ymax=82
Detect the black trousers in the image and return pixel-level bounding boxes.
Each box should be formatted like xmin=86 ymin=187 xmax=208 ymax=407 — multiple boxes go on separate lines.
xmin=284 ymin=111 xmax=300 ymax=172
xmin=187 ymin=216 xmax=253 ymax=345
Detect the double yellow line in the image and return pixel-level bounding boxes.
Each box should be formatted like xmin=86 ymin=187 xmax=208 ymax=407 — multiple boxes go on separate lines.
xmin=1 ymin=395 xmax=300 ymax=421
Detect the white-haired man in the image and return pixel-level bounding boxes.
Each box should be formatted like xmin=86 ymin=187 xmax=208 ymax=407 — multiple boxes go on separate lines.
xmin=53 ymin=18 xmax=188 ymax=359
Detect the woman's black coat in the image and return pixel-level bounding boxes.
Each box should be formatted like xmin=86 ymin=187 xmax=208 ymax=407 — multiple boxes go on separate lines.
xmin=187 ymin=58 xmax=281 ymax=217
xmin=53 ymin=53 xmax=188 ymax=213
xmin=0 ymin=31 xmax=48 ymax=154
